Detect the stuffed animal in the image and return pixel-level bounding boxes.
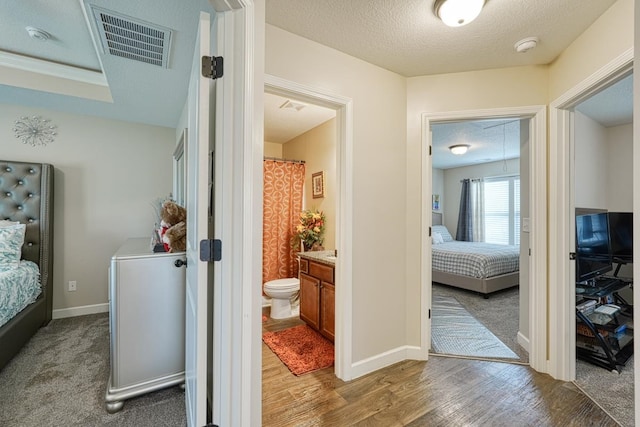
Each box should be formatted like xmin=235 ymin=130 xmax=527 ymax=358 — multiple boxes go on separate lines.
xmin=159 ymin=200 xmax=187 ymax=252
xmin=164 ymin=221 xmax=186 ymax=253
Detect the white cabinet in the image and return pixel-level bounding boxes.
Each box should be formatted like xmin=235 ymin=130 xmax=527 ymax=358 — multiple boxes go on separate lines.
xmin=105 ymin=238 xmax=186 ymax=413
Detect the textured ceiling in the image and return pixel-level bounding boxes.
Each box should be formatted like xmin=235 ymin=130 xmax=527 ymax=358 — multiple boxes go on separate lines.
xmin=264 ymin=93 xmax=336 ymax=144
xmin=432 ymin=119 xmax=521 ymax=170
xmin=0 ymin=0 xmax=629 ymax=136
xmin=266 ymin=0 xmax=617 ymax=77
xmin=576 ymin=74 xmax=633 ymax=127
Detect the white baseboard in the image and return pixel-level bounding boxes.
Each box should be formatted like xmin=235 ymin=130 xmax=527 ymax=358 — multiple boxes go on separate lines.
xmin=52 ymin=303 xmax=109 ymax=319
xmin=350 ymin=345 xmax=421 ymax=379
xmin=517 ymin=331 xmax=530 ymax=353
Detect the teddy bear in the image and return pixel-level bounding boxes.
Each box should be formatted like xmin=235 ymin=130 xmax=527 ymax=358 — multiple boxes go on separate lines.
xmin=159 ymin=200 xmax=187 ymax=252
xmin=164 ymin=221 xmax=186 ymax=253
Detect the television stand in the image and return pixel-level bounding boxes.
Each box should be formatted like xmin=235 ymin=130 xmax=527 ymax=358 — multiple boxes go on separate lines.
xmin=575 ymin=278 xmax=633 ymax=373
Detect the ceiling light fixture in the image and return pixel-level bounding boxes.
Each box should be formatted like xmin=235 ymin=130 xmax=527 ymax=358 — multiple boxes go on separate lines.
xmin=25 ymin=26 xmax=51 ymax=41
xmin=449 ymin=144 xmax=470 ymax=155
xmin=433 ymin=0 xmax=485 ymax=27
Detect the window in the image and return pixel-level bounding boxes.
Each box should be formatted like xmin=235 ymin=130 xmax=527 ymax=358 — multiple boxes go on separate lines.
xmin=483 ymin=176 xmax=520 ymax=245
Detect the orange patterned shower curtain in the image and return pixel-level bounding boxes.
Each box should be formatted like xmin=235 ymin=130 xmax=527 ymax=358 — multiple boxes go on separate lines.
xmin=263 ymin=160 xmax=306 ymax=288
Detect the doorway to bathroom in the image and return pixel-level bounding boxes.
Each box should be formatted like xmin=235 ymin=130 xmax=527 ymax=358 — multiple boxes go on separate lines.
xmin=261 ymin=75 xmax=354 ymax=382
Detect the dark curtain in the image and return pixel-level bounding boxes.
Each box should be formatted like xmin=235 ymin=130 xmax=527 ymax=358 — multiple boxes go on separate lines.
xmin=456 ymin=179 xmax=473 ymax=241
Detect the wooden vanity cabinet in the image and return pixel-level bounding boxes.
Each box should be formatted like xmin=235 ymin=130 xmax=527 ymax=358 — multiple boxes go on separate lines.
xmin=299 ymin=259 xmax=335 ymax=342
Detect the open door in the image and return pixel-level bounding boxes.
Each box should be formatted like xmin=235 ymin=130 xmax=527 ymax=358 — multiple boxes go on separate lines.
xmin=185 ymin=11 xmax=214 ymax=427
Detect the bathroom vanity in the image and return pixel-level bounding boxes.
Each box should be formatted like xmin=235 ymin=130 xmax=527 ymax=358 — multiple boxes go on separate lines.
xmin=298 ymin=251 xmax=336 ymax=342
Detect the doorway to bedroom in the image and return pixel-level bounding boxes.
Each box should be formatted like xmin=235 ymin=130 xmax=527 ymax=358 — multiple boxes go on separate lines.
xmin=422 ymin=107 xmax=546 ymax=367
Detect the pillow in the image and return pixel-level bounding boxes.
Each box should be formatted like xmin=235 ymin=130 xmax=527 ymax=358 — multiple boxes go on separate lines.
xmin=0 ymin=223 xmax=26 ymax=272
xmin=432 ymin=225 xmax=453 ymax=242
xmin=432 ymin=232 xmax=444 ymax=245
xmin=0 ymin=220 xmax=19 ymax=228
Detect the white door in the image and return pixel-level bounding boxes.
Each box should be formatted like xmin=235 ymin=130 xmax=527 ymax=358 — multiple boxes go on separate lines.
xmin=185 ymin=11 xmax=213 ymax=427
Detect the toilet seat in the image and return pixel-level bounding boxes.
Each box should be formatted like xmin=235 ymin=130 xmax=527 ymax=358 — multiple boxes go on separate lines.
xmin=264 ymin=278 xmax=299 ymax=291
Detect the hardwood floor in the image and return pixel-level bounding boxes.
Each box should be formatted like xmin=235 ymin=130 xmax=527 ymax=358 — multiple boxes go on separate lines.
xmin=262 ymin=314 xmax=619 ymax=427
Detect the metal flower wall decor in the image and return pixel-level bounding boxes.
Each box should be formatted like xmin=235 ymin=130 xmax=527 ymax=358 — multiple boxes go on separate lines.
xmin=13 ymin=116 xmax=57 ymax=147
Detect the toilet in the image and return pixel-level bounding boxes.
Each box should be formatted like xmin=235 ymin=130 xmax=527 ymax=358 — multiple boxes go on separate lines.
xmin=263 ymin=278 xmax=300 ymax=319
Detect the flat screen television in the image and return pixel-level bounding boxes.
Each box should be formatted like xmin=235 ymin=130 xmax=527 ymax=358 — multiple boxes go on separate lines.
xmin=575 ymin=213 xmax=612 ymax=282
xmin=608 ymin=212 xmax=633 ymax=263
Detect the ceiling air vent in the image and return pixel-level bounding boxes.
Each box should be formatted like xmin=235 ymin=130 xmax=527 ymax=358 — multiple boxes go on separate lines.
xmin=90 ymin=6 xmax=172 ymax=68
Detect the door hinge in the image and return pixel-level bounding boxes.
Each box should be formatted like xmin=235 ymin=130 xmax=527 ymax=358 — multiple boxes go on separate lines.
xmin=202 ymin=56 xmax=223 ymax=79
xmin=429 ymin=227 xmax=432 ymax=237
xmin=569 ymin=252 xmax=576 ymax=260
xmin=428 ymin=309 xmax=431 ymax=319
xmin=200 ymin=239 xmax=222 ymax=262
xmin=429 ymin=145 xmax=432 ymax=156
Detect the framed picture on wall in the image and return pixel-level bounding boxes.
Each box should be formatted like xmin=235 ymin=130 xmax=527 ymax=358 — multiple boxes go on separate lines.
xmin=312 ymin=171 xmax=325 ymax=199
xmin=432 ymin=194 xmax=440 ymax=211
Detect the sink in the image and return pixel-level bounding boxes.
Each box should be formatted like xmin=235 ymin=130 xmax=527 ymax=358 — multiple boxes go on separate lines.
xmin=325 ymin=255 xmax=337 ymax=260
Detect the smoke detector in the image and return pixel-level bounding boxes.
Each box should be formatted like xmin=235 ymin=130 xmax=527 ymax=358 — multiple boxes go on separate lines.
xmin=514 ymin=37 xmax=538 ymax=53
xmin=26 ymin=26 xmax=51 ymax=41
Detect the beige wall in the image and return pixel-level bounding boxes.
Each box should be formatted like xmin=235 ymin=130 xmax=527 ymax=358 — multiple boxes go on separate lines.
xmin=0 ymin=104 xmax=175 ymax=312
xmin=575 ymin=112 xmax=610 ymax=210
xmin=606 ymin=123 xmax=633 ymax=211
xmin=266 ymin=24 xmax=407 ymax=362
xmin=406 ymin=67 xmax=548 ymax=346
xmin=549 ymin=0 xmax=634 ymax=101
xmin=282 ymin=119 xmax=337 ymax=250
xmin=264 ymin=141 xmax=282 ymax=158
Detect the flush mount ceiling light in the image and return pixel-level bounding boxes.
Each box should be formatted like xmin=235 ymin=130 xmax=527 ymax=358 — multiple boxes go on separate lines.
xmin=449 ymin=144 xmax=470 ymax=155
xmin=433 ymin=0 xmax=485 ymax=27
xmin=25 ymin=26 xmax=51 ymax=41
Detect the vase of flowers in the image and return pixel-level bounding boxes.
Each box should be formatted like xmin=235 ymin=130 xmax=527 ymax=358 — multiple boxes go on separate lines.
xmin=292 ymin=209 xmax=326 ymax=251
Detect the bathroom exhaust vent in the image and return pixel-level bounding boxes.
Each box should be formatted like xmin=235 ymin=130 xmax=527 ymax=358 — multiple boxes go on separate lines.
xmin=90 ymin=6 xmax=172 ymax=68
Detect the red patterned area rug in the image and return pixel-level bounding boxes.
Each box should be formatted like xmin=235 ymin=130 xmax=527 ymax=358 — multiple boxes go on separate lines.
xmin=262 ymin=325 xmax=334 ymax=376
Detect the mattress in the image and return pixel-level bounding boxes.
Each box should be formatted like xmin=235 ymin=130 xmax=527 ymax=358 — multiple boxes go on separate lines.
xmin=0 ymin=260 xmax=41 ymax=328
xmin=432 ymin=241 xmax=519 ymax=279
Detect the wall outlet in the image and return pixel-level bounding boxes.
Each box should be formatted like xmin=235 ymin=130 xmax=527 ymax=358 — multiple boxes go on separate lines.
xmin=68 ymin=280 xmax=77 ymax=292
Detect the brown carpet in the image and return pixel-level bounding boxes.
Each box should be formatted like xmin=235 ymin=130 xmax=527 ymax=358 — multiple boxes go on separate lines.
xmin=262 ymin=325 xmax=334 ymax=375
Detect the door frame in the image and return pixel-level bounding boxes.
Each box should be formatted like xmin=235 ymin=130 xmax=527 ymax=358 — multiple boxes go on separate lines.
xmin=420 ymin=106 xmax=547 ymax=371
xmin=548 ymin=47 xmax=633 ymax=381
xmin=207 ymin=0 xmax=260 ymax=425
xmin=263 ymin=74 xmax=355 ymax=380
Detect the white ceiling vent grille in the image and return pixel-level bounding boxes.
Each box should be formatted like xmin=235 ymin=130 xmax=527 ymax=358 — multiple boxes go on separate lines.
xmin=90 ymin=6 xmax=172 ymax=68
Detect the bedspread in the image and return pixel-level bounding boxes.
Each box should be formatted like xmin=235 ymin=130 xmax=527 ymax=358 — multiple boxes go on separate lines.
xmin=0 ymin=260 xmax=41 ymax=328
xmin=432 ymin=241 xmax=519 ymax=279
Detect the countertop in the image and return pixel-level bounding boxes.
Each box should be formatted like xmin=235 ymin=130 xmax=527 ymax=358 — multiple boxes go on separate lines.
xmin=298 ymin=250 xmax=336 ymax=266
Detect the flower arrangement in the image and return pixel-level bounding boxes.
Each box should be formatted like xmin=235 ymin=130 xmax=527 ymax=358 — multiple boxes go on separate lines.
xmin=292 ymin=209 xmax=326 ymax=251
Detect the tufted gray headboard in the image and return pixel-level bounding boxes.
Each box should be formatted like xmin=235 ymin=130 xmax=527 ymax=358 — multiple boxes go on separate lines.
xmin=0 ymin=160 xmax=54 ymax=322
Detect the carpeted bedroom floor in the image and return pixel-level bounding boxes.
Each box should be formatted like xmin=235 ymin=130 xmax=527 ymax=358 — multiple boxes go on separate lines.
xmin=0 ymin=313 xmax=186 ymax=427
xmin=432 ymin=283 xmax=529 ymax=362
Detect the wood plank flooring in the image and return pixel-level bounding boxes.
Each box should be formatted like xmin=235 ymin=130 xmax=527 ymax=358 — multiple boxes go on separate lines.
xmin=262 ymin=314 xmax=620 ymax=427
